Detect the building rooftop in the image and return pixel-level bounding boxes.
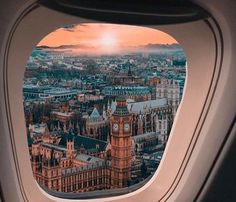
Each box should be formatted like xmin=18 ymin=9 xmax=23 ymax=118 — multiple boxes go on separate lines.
xmin=102 ymin=85 xmax=151 ymax=96
xmin=59 ymin=134 xmax=107 ymax=152
xmin=41 ymin=142 xmax=67 ymax=152
xmin=111 ymin=98 xmax=167 ymax=114
xmin=75 ymin=154 xmax=104 ymax=164
xmin=88 ymin=107 xmax=103 ymax=122
xmin=52 ymin=111 xmax=74 ymax=117
xmin=44 ymin=87 xmax=79 ymax=95
xmin=132 ymin=132 xmax=159 ymax=141
xmin=61 ymin=160 xmax=109 ymax=176
xmin=23 ymin=84 xmax=52 ymax=92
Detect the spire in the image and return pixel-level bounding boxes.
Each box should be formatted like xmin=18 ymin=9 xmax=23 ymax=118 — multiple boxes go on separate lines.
xmin=107 ymin=99 xmax=111 ymax=110
xmin=69 ymin=120 xmax=73 ymax=129
xmin=89 ymin=107 xmax=103 ymax=122
xmin=107 ymin=132 xmax=110 ymax=143
xmin=63 ymin=122 xmax=67 ymax=132
xmin=128 ymin=63 xmax=132 ymax=77
xmin=130 ymin=104 xmax=133 ymax=112
xmin=103 ymin=105 xmax=107 ymax=120
xmin=57 ymin=121 xmax=60 ymax=131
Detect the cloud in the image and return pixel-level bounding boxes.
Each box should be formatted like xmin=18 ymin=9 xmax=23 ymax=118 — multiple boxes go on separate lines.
xmin=36 ymin=44 xmax=94 ymax=50
xmin=62 ymin=24 xmax=77 ymax=32
xmin=56 ymin=44 xmax=93 ymax=49
xmin=62 ymin=24 xmax=89 ymax=32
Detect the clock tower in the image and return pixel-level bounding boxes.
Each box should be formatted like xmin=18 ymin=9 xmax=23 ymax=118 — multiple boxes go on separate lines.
xmin=110 ymin=96 xmax=132 ymax=188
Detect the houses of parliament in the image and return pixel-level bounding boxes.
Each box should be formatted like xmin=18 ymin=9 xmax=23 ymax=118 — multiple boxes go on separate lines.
xmin=30 ymin=97 xmax=133 ymax=192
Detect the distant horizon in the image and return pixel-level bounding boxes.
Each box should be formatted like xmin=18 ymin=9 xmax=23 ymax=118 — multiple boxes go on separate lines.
xmin=36 ymin=42 xmax=180 ymax=49
xmin=37 ymin=23 xmax=179 ymax=55
xmin=36 ymin=43 xmax=182 ymax=56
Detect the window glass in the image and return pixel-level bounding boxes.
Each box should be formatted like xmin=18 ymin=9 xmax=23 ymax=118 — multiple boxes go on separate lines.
xmin=23 ymin=23 xmax=186 ymax=194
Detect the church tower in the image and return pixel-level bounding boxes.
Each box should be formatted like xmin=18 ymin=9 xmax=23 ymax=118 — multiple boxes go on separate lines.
xmin=110 ymin=97 xmax=132 ymax=188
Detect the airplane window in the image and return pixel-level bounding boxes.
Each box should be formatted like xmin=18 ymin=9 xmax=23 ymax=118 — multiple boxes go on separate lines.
xmin=23 ymin=23 xmax=186 ymax=196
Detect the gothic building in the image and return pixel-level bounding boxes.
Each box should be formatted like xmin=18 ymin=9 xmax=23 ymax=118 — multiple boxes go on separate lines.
xmin=156 ymin=78 xmax=181 ymax=116
xmin=30 ymin=97 xmax=133 ymax=193
xmin=31 ymin=131 xmax=111 ymax=193
xmin=111 ymin=63 xmax=145 ymax=86
xmin=86 ymin=107 xmax=109 ymax=141
xmin=111 ymin=99 xmax=174 ymax=141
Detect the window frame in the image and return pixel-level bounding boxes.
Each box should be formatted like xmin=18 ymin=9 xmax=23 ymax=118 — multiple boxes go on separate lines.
xmin=0 ymin=2 xmax=228 ymax=202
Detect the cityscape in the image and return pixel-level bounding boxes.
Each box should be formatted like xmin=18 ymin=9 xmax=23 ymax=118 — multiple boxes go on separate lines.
xmin=23 ymin=24 xmax=186 ymax=194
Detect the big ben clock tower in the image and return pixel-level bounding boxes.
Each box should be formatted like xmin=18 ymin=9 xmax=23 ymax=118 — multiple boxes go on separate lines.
xmin=110 ymin=96 xmax=132 ymax=188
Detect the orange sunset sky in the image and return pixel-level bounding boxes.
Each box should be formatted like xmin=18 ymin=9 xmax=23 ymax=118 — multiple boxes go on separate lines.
xmin=38 ymin=23 xmax=178 ymax=55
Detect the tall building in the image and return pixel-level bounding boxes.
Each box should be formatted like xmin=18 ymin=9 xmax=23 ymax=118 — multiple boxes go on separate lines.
xmin=110 ymin=97 xmax=132 ymax=188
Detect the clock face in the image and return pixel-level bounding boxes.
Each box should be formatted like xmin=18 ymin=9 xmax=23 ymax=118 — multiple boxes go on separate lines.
xmin=124 ymin=123 xmax=130 ymax=132
xmin=113 ymin=123 xmax=119 ymax=132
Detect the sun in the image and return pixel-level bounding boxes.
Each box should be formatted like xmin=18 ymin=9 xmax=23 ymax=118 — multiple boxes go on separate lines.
xmin=100 ymin=33 xmax=117 ymax=49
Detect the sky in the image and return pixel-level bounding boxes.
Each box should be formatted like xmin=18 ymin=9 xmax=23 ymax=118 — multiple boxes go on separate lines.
xmin=38 ymin=23 xmax=178 ymax=55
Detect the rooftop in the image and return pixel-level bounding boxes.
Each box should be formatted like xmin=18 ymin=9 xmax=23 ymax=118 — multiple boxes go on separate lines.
xmin=41 ymin=143 xmax=67 ymax=152
xmin=88 ymin=107 xmax=103 ymax=122
xmin=75 ymin=153 xmax=104 ymax=164
xmin=102 ymin=85 xmax=151 ymax=96
xmin=132 ymin=132 xmax=159 ymax=141
xmin=59 ymin=134 xmax=107 ymax=152
xmin=111 ymin=98 xmax=167 ymax=114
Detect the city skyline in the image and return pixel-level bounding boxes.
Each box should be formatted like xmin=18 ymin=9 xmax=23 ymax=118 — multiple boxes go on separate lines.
xmin=38 ymin=23 xmax=178 ymax=55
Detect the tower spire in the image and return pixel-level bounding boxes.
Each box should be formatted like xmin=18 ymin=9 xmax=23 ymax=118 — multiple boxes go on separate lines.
xmin=128 ymin=63 xmax=132 ymax=77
